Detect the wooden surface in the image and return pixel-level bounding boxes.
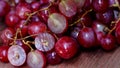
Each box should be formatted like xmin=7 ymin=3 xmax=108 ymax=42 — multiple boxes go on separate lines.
xmin=0 ymin=47 xmax=120 ymax=68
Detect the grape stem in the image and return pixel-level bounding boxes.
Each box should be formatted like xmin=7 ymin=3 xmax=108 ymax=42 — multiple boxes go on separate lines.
xmin=13 ymin=28 xmax=21 ymax=45
xmin=103 ymin=27 xmax=110 ymax=33
xmin=22 ymin=40 xmax=34 ymax=51
xmin=108 ymin=18 xmax=120 ymax=34
xmin=20 ymin=34 xmax=38 ymax=40
xmin=53 ymin=33 xmax=59 ymax=40
xmin=69 ymin=9 xmax=92 ymax=27
xmin=46 ymin=30 xmax=59 ymax=40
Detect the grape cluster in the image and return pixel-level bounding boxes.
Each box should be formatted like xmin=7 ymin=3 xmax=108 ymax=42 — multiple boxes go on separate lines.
xmin=0 ymin=0 xmax=119 ymax=68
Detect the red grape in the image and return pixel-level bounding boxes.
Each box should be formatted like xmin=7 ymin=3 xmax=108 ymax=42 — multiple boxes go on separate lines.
xmin=96 ymin=9 xmax=114 ymax=25
xmin=0 ymin=1 xmax=10 ymax=17
xmin=16 ymin=2 xmax=32 ymax=19
xmin=100 ymin=34 xmax=116 ymax=51
xmin=59 ymin=0 xmax=77 ymax=18
xmin=70 ymin=26 xmax=82 ymax=39
xmin=28 ymin=22 xmax=47 ymax=36
xmin=35 ymin=32 xmax=55 ymax=52
xmin=39 ymin=0 xmax=50 ymax=5
xmin=8 ymin=45 xmax=26 ymax=66
xmin=55 ymin=36 xmax=78 ymax=59
xmin=1 ymin=27 xmax=15 ymax=44
xmin=27 ymin=50 xmax=46 ymax=68
xmin=12 ymin=0 xmax=25 ymax=5
xmin=25 ymin=0 xmax=36 ymax=4
xmin=5 ymin=10 xmax=20 ymax=27
xmin=0 ymin=45 xmax=9 ymax=63
xmin=78 ymin=27 xmax=97 ymax=48
xmin=47 ymin=13 xmax=68 ymax=34
xmin=82 ymin=0 xmax=92 ymax=10
xmin=92 ymin=21 xmax=106 ymax=33
xmin=74 ymin=0 xmax=85 ymax=9
xmin=46 ymin=50 xmax=62 ymax=65
xmin=31 ymin=14 xmax=41 ymax=22
xmin=31 ymin=1 xmax=41 ymax=12
xmin=92 ymin=0 xmax=109 ymax=12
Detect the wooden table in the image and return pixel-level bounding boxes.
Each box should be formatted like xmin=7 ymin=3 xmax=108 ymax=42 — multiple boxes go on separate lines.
xmin=0 ymin=47 xmax=120 ymax=68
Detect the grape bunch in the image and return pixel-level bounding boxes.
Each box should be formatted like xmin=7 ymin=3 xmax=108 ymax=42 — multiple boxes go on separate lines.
xmin=0 ymin=0 xmax=119 ymax=68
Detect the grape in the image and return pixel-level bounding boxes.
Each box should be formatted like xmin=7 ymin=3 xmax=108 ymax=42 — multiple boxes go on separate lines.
xmin=78 ymin=27 xmax=97 ymax=48
xmin=27 ymin=50 xmax=46 ymax=68
xmin=35 ymin=32 xmax=55 ymax=52
xmin=0 ymin=45 xmax=9 ymax=63
xmin=8 ymin=45 xmax=26 ymax=66
xmin=96 ymin=9 xmax=114 ymax=25
xmin=28 ymin=22 xmax=47 ymax=36
xmin=59 ymin=0 xmax=77 ymax=18
xmin=92 ymin=0 xmax=109 ymax=12
xmin=82 ymin=0 xmax=92 ymax=10
xmin=15 ymin=2 xmax=32 ymax=19
xmin=46 ymin=50 xmax=62 ymax=65
xmin=74 ymin=0 xmax=85 ymax=9
xmin=1 ymin=27 xmax=15 ymax=44
xmin=100 ymin=34 xmax=117 ymax=51
xmin=31 ymin=1 xmax=41 ymax=12
xmin=47 ymin=13 xmax=68 ymax=34
xmin=55 ymin=36 xmax=78 ymax=59
xmin=0 ymin=1 xmax=10 ymax=17
xmin=5 ymin=10 xmax=20 ymax=27
xmin=70 ymin=26 xmax=82 ymax=39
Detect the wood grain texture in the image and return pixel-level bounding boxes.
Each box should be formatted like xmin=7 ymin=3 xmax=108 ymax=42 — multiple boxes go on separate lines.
xmin=0 ymin=47 xmax=120 ymax=68
xmin=48 ymin=47 xmax=120 ymax=68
